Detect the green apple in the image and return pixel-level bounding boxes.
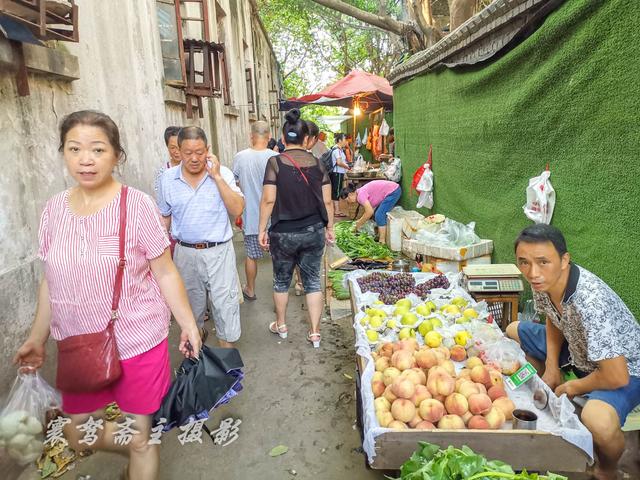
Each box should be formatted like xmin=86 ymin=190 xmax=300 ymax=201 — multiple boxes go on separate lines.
xmin=418 ymin=321 xmax=433 ymax=337
xmin=366 ymin=330 xmax=379 ymax=342
xmin=451 ymin=296 xmax=468 ymax=308
xmin=455 ymin=317 xmax=470 ymax=324
xmin=386 ymin=319 xmax=397 ymax=329
xmin=401 ymin=312 xmax=419 ymax=326
xmin=463 ymin=308 xmax=479 ymax=319
xmin=394 ymin=306 xmax=410 ymax=317
xmin=430 ymin=317 xmax=443 ymax=329
xmin=398 ymin=327 xmax=412 ymax=340
xmin=369 ymin=315 xmax=384 ymax=328
xmin=395 ymin=298 xmax=412 ymax=310
xmin=416 ymin=304 xmax=434 ymax=316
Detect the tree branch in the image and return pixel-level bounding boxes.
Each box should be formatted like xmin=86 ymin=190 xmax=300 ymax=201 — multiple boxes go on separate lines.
xmin=309 ymin=0 xmax=409 ymax=36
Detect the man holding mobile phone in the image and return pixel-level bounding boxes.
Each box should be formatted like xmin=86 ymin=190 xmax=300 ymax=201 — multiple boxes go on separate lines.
xmin=157 ymin=127 xmax=244 ymax=347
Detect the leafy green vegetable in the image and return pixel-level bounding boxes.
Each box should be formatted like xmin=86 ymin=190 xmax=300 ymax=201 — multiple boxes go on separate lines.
xmin=268 ymin=445 xmax=288 ymax=457
xmin=327 ymin=270 xmax=350 ymax=300
xmin=391 ymin=442 xmax=568 ymax=480
xmin=335 ymin=221 xmax=394 ymax=260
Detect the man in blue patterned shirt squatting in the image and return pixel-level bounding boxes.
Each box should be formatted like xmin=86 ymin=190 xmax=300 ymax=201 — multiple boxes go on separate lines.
xmin=506 ymin=224 xmax=640 ymax=480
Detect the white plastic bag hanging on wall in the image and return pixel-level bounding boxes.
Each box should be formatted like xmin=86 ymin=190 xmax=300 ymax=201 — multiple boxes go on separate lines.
xmin=523 ymin=167 xmax=556 ymax=224
xmin=416 ymin=164 xmax=433 ymax=209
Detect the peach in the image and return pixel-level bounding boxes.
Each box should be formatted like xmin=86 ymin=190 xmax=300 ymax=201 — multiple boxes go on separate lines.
xmin=371 ymin=352 xmax=379 ymax=361
xmin=379 ymin=342 xmax=394 ymax=358
xmin=484 ymin=406 xmax=506 ymax=429
xmin=427 ymin=365 xmax=449 ymax=379
xmin=418 ymin=398 xmax=446 ymax=423
xmin=502 ymin=361 xmax=521 ymax=376
xmin=458 ymin=368 xmax=472 ymax=380
xmin=455 ymin=377 xmax=469 ymax=392
xmin=427 ymin=372 xmax=455 ymax=397
xmin=466 ymin=356 xmax=484 ymax=369
xmin=432 ymin=394 xmax=446 ymax=403
xmin=450 ymin=345 xmax=467 ymax=362
xmin=394 ymin=339 xmax=418 ymax=353
xmin=470 ymin=366 xmax=491 ymax=386
xmin=434 ymin=346 xmax=451 ymax=360
xmin=392 ymin=350 xmax=416 ymax=371
xmin=461 ymin=410 xmax=473 ymax=425
xmin=371 ymin=380 xmax=386 ymax=398
xmin=468 ymin=415 xmax=490 ymax=430
xmin=383 ymin=385 xmax=398 ymax=403
xmin=415 ymin=349 xmax=439 ymax=369
xmin=388 ymin=420 xmax=409 ymax=430
xmin=402 ymin=368 xmax=426 ymax=386
xmin=410 ymin=384 xmax=432 ymax=407
xmin=487 ymin=385 xmax=507 ymax=402
xmin=492 ymin=397 xmax=516 ymax=420
xmin=391 ymin=378 xmax=416 ymax=400
xmin=383 ymin=367 xmax=401 ymax=386
xmin=488 ymin=369 xmax=504 ymax=388
xmin=444 ymin=393 xmax=469 ymax=416
xmin=458 ymin=381 xmax=481 ymax=399
xmin=374 ymin=397 xmax=391 ymax=412
xmin=439 ymin=359 xmax=456 ymax=377
xmin=375 ymin=357 xmax=390 ymax=372
xmin=372 ymin=371 xmax=384 ymax=383
xmin=468 ymin=393 xmax=493 ymax=415
xmin=376 ymin=410 xmax=394 ymax=427
xmin=437 ymin=414 xmax=466 ymax=429
xmin=408 ymin=413 xmax=423 ymax=428
xmin=391 ymin=398 xmax=416 ymax=423
xmin=415 ymin=420 xmax=436 ymax=430
xmin=476 ymin=383 xmax=487 ymax=395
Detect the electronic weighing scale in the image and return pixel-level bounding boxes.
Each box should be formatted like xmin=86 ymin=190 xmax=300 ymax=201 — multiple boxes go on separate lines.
xmin=462 ymin=264 xmax=525 ymax=293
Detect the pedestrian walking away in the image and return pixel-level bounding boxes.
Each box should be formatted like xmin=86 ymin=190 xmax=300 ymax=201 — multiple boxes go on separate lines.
xmin=258 ymin=109 xmax=334 ymax=348
xmin=13 ymin=110 xmax=201 ymax=480
xmin=157 ymin=126 xmax=245 ymax=348
xmin=330 ymin=133 xmax=350 ymax=217
xmin=232 ymin=120 xmax=277 ymax=301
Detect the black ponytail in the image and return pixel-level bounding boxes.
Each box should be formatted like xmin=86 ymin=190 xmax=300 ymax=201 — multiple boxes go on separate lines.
xmin=282 ymin=109 xmax=309 ymax=146
xmin=334 ymin=132 xmax=346 ymax=143
xmin=339 ymin=182 xmax=357 ymax=200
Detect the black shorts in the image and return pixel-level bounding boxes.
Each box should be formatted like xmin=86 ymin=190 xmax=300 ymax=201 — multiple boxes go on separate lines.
xmin=330 ymin=172 xmax=344 ymax=201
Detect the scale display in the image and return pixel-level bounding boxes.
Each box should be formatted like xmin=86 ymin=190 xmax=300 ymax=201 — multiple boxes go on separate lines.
xmin=466 ymin=278 xmax=524 ymax=293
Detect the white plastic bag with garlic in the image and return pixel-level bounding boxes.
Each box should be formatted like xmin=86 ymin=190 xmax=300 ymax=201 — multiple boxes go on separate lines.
xmin=0 ymin=369 xmax=61 ymax=465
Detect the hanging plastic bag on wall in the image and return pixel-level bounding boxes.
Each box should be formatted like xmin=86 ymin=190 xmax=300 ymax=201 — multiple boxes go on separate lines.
xmin=380 ymin=119 xmax=390 ymax=136
xmin=523 ymin=168 xmax=556 ymax=224
xmin=416 ymin=163 xmax=433 ymax=209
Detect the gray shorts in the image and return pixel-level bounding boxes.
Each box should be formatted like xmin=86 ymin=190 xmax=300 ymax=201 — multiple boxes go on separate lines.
xmin=173 ymin=241 xmax=241 ymax=342
xmin=244 ymin=234 xmax=264 ymax=259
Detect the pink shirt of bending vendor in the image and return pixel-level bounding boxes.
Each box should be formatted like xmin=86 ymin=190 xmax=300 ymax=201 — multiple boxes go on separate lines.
xmin=356 ymin=180 xmax=400 ymax=208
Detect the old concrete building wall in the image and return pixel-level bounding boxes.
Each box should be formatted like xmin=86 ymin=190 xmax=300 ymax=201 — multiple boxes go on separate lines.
xmin=0 ymin=0 xmax=282 ymax=398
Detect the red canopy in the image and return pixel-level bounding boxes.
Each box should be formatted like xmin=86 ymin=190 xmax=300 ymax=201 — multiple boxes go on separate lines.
xmin=280 ymin=70 xmax=393 ymax=111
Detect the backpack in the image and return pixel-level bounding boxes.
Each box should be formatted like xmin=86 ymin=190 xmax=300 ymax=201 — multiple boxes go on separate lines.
xmin=320 ymin=146 xmax=337 ymax=173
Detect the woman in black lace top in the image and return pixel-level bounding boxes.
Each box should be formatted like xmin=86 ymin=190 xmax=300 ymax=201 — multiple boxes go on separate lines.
xmin=258 ymin=109 xmax=334 ymax=348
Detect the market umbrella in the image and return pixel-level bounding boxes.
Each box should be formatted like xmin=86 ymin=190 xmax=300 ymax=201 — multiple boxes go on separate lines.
xmin=280 ymin=69 xmax=393 ymax=112
xmin=153 ymin=345 xmax=244 ymax=431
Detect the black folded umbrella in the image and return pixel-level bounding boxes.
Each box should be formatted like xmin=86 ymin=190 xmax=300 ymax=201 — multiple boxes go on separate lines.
xmin=153 ymin=345 xmax=244 ymax=431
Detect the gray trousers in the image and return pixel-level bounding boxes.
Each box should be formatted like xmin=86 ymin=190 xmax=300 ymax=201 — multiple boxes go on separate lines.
xmin=173 ymin=241 xmax=241 ymax=342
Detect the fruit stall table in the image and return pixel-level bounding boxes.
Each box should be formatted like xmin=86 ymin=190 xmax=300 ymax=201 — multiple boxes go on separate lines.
xmin=346 ymin=271 xmax=592 ymax=473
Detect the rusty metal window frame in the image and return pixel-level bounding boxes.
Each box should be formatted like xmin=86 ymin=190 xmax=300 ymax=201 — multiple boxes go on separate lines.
xmin=0 ymin=0 xmax=78 ymax=42
xmin=245 ymin=67 xmax=255 ymax=113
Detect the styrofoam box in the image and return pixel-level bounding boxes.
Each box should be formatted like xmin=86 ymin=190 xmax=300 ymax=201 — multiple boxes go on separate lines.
xmin=426 ymin=254 xmax=492 ymax=274
xmin=386 ymin=210 xmax=424 ymax=252
xmin=402 ymin=238 xmax=494 ymax=261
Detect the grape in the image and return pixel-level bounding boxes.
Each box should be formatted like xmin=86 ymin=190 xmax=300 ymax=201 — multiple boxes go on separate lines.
xmin=357 ymin=272 xmax=449 ymax=304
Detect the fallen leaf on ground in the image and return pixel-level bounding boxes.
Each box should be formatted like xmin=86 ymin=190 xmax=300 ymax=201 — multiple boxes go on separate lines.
xmin=269 ymin=445 xmax=289 ymax=457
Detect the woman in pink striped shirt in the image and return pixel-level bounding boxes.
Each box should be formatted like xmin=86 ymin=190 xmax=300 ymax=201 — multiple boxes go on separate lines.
xmin=13 ymin=111 xmax=201 ymax=480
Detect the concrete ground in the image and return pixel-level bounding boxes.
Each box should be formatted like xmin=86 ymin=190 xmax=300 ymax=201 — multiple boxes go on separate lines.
xmin=12 ymin=234 xmax=640 ymax=479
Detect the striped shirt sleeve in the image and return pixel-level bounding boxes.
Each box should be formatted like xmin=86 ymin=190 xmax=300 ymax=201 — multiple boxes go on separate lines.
xmin=137 ymin=193 xmax=170 ymax=260
xmin=37 ymin=203 xmax=51 ymax=261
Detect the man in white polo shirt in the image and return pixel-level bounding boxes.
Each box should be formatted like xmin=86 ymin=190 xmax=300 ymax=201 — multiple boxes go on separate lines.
xmin=157 ymin=126 xmax=244 ymax=347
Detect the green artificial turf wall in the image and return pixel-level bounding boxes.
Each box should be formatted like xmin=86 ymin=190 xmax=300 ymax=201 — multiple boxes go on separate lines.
xmin=393 ymin=0 xmax=640 ymax=318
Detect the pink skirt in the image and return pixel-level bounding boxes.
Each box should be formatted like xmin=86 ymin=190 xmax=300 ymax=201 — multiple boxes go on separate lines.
xmin=62 ymin=338 xmax=171 ymax=416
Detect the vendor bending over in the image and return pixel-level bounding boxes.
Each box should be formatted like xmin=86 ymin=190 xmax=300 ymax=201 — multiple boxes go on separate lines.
xmin=340 ymin=179 xmax=401 ymax=244
xmin=506 ymin=224 xmax=640 ymax=480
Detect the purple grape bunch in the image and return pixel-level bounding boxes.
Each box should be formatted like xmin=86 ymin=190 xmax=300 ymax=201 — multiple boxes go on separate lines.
xmin=357 ymin=272 xmax=450 ymax=304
